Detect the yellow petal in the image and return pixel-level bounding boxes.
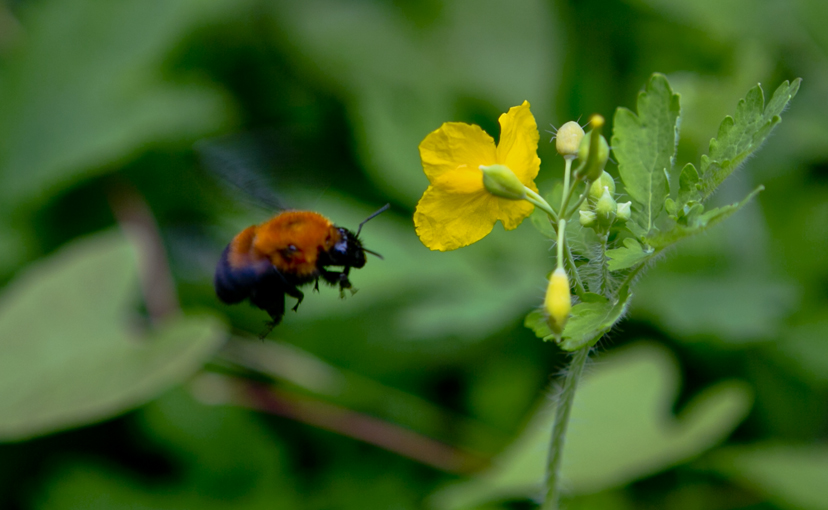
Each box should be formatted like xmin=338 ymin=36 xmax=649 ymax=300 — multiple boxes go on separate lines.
xmin=419 ymin=122 xmax=497 ymax=183
xmin=495 ymin=197 xmax=535 ymax=231
xmin=414 ymin=185 xmax=499 ymax=251
xmin=495 ymin=101 xmax=541 ymax=186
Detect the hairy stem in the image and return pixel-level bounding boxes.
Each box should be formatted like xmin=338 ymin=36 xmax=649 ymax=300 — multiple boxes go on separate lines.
xmin=543 ymin=346 xmax=590 ymax=510
xmin=600 ymin=233 xmax=611 ymax=297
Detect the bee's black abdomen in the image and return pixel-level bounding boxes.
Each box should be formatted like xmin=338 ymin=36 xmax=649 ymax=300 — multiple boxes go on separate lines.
xmin=214 ymin=245 xmax=272 ymax=304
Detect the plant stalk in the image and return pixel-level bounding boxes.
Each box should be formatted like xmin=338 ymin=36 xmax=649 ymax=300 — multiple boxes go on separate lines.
xmin=542 ymin=346 xmax=590 ymax=510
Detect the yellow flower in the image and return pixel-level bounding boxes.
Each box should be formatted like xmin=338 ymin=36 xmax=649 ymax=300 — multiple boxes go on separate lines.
xmin=414 ymin=101 xmax=541 ymax=251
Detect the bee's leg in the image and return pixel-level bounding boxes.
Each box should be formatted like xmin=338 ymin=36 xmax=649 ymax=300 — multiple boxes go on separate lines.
xmin=313 ymin=279 xmax=320 ymax=292
xmin=320 ymin=269 xmax=355 ymax=297
xmin=284 ymin=285 xmax=304 ymax=312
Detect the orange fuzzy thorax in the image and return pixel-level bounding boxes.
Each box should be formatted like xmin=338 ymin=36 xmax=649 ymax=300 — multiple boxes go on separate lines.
xmin=229 ymin=211 xmax=340 ymax=278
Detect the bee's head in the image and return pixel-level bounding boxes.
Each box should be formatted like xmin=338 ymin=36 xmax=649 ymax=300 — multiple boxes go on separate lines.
xmin=329 ymin=227 xmax=367 ymax=268
xmin=325 ymin=204 xmax=389 ymax=268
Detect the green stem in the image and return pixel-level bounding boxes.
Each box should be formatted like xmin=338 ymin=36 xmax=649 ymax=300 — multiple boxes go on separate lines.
xmin=525 ymin=188 xmax=559 ymax=222
xmin=600 ymin=233 xmax=611 ymax=297
xmin=556 ymin=219 xmax=566 ymax=270
xmin=564 ymin=244 xmax=586 ymax=298
xmin=543 ymin=346 xmax=590 ymax=510
xmin=565 ymin=187 xmax=590 ymax=219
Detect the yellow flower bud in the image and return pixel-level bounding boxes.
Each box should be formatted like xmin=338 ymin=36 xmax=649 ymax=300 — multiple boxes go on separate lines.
xmin=545 ymin=267 xmax=572 ymax=335
xmin=555 ymin=121 xmax=585 ymax=159
xmin=480 ymin=164 xmax=527 ymax=200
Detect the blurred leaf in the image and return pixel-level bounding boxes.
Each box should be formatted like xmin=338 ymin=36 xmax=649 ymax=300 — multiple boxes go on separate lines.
xmin=0 ymin=0 xmax=236 ymax=209
xmin=35 ymin=390 xmax=298 ymax=509
xmin=697 ymin=79 xmax=801 ymax=200
xmin=710 ymin=443 xmax=828 ymax=510
xmin=269 ymin=0 xmax=559 ymax=204
xmin=430 ymin=342 xmax=752 ymax=508
xmin=0 ymin=231 xmax=226 ymax=441
xmin=612 ymin=73 xmax=680 ymax=234
xmin=767 ymin=319 xmax=828 ymax=387
xmin=645 ymin=186 xmax=763 ymax=249
xmin=606 ymin=238 xmax=652 ymax=271
xmin=632 ymin=274 xmax=797 ymax=344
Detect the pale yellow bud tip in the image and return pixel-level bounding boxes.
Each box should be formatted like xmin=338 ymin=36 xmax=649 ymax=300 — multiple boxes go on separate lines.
xmin=555 ymin=121 xmax=585 ymax=159
xmin=545 ymin=267 xmax=572 ymax=335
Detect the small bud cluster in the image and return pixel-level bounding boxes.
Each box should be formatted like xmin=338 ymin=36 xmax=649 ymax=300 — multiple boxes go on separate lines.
xmin=578 ymin=170 xmax=631 ymax=230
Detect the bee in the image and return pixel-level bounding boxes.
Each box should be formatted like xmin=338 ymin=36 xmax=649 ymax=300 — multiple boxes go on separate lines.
xmin=214 ymin=205 xmax=388 ymax=332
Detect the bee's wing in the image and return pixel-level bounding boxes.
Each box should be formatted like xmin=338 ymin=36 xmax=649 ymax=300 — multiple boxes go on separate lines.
xmin=195 ymin=131 xmax=286 ymax=212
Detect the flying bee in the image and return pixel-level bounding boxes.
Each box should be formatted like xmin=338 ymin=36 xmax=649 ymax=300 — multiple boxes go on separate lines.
xmin=214 ymin=205 xmax=388 ymax=332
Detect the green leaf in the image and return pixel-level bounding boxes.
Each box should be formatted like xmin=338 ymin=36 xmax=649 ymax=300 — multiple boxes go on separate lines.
xmin=612 ymin=73 xmax=681 ymax=233
xmin=524 ymin=308 xmax=554 ymax=341
xmin=710 ymin=443 xmax=828 ymax=510
xmin=0 ymin=231 xmax=227 ymax=441
xmin=645 ymin=186 xmax=763 ymax=250
xmin=677 ymin=162 xmax=701 ymax=207
xmin=0 ymin=0 xmax=235 ymax=209
xmin=429 ymin=343 xmax=753 ymax=509
xmin=558 ymin=288 xmax=632 ymax=351
xmin=606 ymin=238 xmax=653 ymax=271
xmin=697 ymin=79 xmax=801 ymax=200
xmin=36 ymin=390 xmax=300 ymax=510
xmin=632 ymin=274 xmax=797 ymax=344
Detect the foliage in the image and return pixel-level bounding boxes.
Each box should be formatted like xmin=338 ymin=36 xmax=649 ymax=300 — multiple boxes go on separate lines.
xmin=0 ymin=0 xmax=825 ymax=509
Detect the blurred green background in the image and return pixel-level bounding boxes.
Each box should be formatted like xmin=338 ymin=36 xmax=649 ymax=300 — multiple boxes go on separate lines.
xmin=0 ymin=0 xmax=826 ymax=508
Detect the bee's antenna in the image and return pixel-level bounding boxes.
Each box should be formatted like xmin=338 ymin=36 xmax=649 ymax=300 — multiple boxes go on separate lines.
xmin=362 ymin=247 xmax=384 ymax=260
xmin=357 ymin=203 xmax=390 ymax=237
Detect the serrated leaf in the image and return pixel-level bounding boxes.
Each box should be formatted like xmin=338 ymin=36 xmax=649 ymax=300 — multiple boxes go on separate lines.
xmin=429 ymin=343 xmax=753 ymax=509
xmin=606 ymin=238 xmax=653 ymax=271
xmin=0 ymin=231 xmax=227 ymax=441
xmin=624 ymin=218 xmax=648 ymax=238
xmin=698 ymin=79 xmax=800 ymax=199
xmin=558 ymin=288 xmax=632 ymax=351
xmin=612 ymin=74 xmax=681 ymax=233
xmin=678 ymin=162 xmax=701 ymax=207
xmin=645 ymin=186 xmax=763 ymax=250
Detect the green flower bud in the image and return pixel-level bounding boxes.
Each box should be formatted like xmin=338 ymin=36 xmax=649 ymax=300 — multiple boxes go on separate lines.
xmin=480 ymin=164 xmax=527 ymax=200
xmin=617 ymin=201 xmax=631 ymax=221
xmin=556 ymin=121 xmax=585 ymax=159
xmin=588 ymin=171 xmax=616 ymax=203
xmin=579 ymin=210 xmax=597 ymax=227
xmin=575 ymin=115 xmax=610 ymax=181
xmin=595 ymin=187 xmax=617 ymax=225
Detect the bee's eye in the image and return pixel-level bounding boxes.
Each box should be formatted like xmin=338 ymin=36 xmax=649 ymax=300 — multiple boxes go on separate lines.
xmin=287 ymin=244 xmax=298 ymax=252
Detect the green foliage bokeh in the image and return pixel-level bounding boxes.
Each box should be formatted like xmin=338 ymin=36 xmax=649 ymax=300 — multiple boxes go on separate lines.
xmin=0 ymin=0 xmax=826 ymax=509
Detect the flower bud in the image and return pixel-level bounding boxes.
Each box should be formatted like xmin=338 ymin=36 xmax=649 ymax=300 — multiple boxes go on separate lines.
xmin=579 ymin=210 xmax=597 ymax=227
xmin=617 ymin=201 xmax=632 ymax=221
xmin=555 ymin=121 xmax=585 ymax=159
xmin=588 ymin=171 xmax=616 ymax=203
xmin=575 ymin=115 xmax=609 ymax=181
xmin=544 ymin=267 xmax=571 ymax=335
xmin=595 ymin=187 xmax=617 ymax=225
xmin=480 ymin=164 xmax=527 ymax=200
